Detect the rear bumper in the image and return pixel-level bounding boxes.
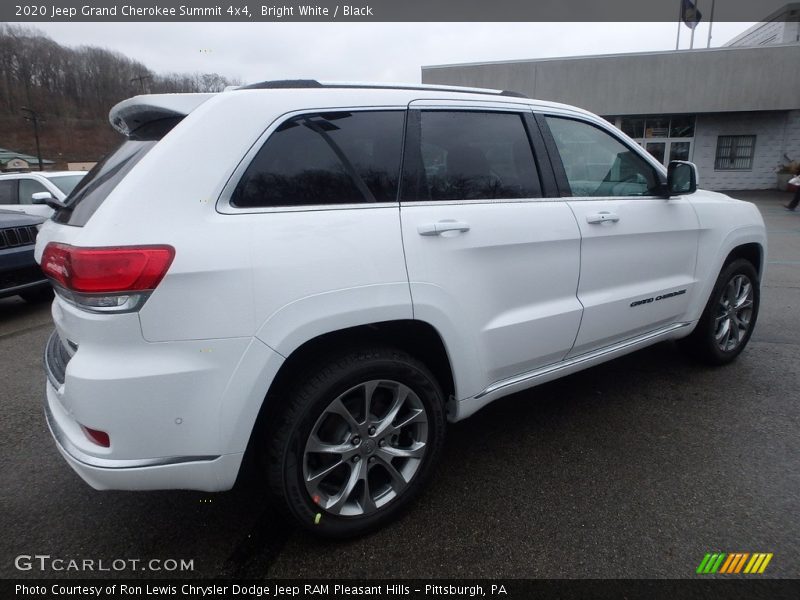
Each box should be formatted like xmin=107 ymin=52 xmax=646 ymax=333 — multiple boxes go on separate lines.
xmin=44 ymin=380 xmax=243 ymax=491
xmin=40 ymin=290 xmax=285 ymax=492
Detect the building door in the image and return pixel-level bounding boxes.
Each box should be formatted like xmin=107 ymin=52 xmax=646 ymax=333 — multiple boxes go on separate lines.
xmin=646 ymin=139 xmax=693 ymax=166
xmin=618 ymin=115 xmax=695 ymax=167
xmin=667 ymin=140 xmax=691 ymax=163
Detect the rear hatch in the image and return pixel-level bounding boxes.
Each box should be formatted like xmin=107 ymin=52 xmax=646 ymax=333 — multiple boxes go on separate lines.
xmin=49 ymin=93 xmax=213 ymax=228
xmin=34 ymin=93 xmax=214 ymax=382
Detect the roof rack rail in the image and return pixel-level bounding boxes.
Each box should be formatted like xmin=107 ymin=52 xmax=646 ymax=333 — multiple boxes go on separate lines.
xmin=240 ymin=79 xmax=324 ymax=90
xmin=238 ymin=79 xmax=529 ymax=99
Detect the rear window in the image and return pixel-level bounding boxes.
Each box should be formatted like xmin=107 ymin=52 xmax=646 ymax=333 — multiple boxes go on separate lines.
xmin=53 ymin=117 xmax=182 ymax=226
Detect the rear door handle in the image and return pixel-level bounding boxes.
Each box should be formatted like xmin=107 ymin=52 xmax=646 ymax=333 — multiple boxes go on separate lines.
xmin=586 ymin=211 xmax=620 ymax=224
xmin=417 ymin=220 xmax=471 ymax=236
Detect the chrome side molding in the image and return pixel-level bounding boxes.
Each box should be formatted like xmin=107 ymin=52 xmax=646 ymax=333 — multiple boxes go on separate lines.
xmin=474 ymin=322 xmax=692 ymax=400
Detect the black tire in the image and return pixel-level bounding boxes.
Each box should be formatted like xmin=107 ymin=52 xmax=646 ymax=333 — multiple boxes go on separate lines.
xmin=679 ymin=258 xmax=760 ymax=365
xmin=263 ymin=346 xmax=446 ymax=538
xmin=19 ymin=286 xmax=53 ymax=303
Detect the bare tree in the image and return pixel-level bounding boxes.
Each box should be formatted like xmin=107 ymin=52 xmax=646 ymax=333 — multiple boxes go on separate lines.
xmin=0 ymin=24 xmax=241 ymax=164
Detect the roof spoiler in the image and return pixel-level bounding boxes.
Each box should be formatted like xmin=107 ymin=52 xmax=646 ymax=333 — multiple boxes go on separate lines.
xmin=109 ymin=93 xmax=215 ymax=136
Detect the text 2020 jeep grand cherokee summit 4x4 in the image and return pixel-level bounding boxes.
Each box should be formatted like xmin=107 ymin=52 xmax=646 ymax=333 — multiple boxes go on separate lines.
xmin=35 ymin=81 xmax=766 ymax=537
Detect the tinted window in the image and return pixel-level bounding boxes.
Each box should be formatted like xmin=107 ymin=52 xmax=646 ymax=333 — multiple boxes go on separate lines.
xmin=403 ymin=111 xmax=541 ymax=201
xmin=546 ymin=116 xmax=659 ymax=197
xmin=54 ymin=117 xmax=182 ymax=226
xmin=231 ymin=111 xmax=404 ymax=208
xmin=0 ymin=180 xmax=17 ymax=205
xmin=18 ymin=179 xmax=49 ymax=204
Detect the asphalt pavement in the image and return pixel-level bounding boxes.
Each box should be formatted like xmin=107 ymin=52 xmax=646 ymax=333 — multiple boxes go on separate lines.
xmin=1 ymin=191 xmax=798 ymax=580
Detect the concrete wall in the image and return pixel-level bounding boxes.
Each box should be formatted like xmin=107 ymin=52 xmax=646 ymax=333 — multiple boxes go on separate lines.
xmin=693 ymin=111 xmax=800 ymax=190
xmin=422 ymin=44 xmax=800 ymax=116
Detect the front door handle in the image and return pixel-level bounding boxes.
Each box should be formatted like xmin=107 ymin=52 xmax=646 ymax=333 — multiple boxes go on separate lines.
xmin=417 ymin=220 xmax=471 ymax=236
xmin=586 ymin=211 xmax=620 ymax=224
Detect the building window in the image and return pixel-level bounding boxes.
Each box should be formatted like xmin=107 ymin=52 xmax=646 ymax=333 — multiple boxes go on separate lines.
xmin=620 ymin=115 xmax=695 ymax=139
xmin=714 ymin=135 xmax=756 ymax=170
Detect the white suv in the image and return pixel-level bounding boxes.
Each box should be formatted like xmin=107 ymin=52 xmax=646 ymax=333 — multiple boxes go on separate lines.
xmin=0 ymin=171 xmax=86 ymax=218
xmin=36 ymin=81 xmax=766 ymax=537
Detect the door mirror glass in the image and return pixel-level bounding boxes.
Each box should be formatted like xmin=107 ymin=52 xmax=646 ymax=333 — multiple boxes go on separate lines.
xmin=667 ymin=161 xmax=697 ymax=196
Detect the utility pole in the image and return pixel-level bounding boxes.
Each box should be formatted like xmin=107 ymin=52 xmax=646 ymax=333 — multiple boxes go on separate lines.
xmin=20 ymin=107 xmax=43 ymax=171
xmin=130 ymin=74 xmax=152 ymax=93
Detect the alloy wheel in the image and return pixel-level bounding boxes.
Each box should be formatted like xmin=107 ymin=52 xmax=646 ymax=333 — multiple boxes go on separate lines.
xmin=302 ymin=380 xmax=429 ymax=517
xmin=714 ymin=274 xmax=754 ymax=352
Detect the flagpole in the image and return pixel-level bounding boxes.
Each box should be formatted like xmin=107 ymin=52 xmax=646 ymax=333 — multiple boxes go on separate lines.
xmin=690 ymin=18 xmax=696 ymax=48
xmin=676 ymin=0 xmax=682 ymax=50
xmin=706 ymin=0 xmax=716 ymax=48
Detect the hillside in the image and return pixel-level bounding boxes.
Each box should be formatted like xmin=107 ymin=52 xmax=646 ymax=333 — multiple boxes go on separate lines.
xmin=0 ymin=24 xmax=238 ymax=167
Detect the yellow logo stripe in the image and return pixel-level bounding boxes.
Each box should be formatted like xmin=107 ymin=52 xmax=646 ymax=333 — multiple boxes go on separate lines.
xmin=745 ymin=553 xmax=769 ymax=574
xmin=743 ymin=554 xmax=758 ymax=573
xmin=758 ymin=554 xmax=773 ymax=574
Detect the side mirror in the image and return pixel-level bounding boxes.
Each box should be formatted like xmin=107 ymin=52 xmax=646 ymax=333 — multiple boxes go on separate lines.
xmin=666 ymin=161 xmax=698 ymax=196
xmin=31 ymin=191 xmax=65 ymax=210
xmin=31 ymin=191 xmax=53 ymax=205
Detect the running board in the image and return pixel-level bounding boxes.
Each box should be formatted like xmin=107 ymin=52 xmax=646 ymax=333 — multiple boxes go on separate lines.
xmin=455 ymin=322 xmax=692 ymax=420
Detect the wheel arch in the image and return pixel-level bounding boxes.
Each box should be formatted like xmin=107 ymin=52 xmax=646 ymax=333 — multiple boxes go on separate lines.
xmin=266 ymin=319 xmax=456 ymax=407
xmin=723 ymin=241 xmax=764 ymax=277
xmin=237 ymin=320 xmax=458 ymax=484
xmin=686 ymin=223 xmax=766 ymax=326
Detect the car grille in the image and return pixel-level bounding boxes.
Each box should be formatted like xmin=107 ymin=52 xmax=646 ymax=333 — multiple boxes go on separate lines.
xmin=0 ymin=225 xmax=38 ymax=249
xmin=45 ymin=330 xmax=74 ymax=388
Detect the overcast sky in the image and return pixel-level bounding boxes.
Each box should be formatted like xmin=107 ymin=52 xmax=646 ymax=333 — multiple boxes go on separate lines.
xmin=27 ymin=21 xmax=757 ymax=84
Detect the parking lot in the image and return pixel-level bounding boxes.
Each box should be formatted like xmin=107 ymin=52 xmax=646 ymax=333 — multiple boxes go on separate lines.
xmin=1 ymin=191 xmax=798 ymax=580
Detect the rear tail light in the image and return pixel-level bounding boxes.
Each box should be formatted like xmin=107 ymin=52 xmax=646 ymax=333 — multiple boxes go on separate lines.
xmin=41 ymin=243 xmax=175 ymax=313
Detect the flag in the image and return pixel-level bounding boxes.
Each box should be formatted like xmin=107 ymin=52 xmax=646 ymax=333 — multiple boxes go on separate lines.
xmin=681 ymin=0 xmax=702 ymax=29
